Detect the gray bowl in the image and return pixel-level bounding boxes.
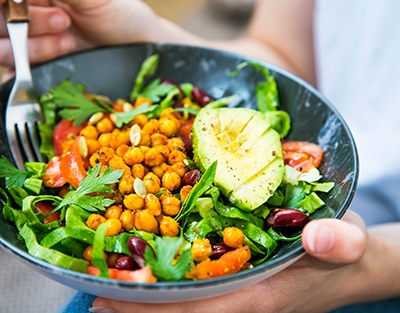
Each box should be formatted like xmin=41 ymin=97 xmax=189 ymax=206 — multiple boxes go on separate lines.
xmin=0 ymin=43 xmax=358 ymax=302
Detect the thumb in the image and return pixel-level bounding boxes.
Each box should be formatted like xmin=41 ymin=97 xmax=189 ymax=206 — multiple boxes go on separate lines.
xmin=302 ymin=210 xmax=367 ymax=264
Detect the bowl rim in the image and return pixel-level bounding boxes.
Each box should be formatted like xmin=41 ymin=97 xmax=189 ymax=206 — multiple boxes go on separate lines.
xmin=0 ymin=42 xmax=359 ymax=289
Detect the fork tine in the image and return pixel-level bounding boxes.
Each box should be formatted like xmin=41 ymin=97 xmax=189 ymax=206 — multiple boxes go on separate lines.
xmin=17 ymin=121 xmax=37 ymax=163
xmin=26 ymin=121 xmax=44 ymax=162
xmin=6 ymin=125 xmax=26 ymax=169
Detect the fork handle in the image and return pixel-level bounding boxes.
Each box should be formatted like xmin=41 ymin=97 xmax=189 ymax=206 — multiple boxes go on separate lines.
xmin=3 ymin=0 xmax=29 ymax=23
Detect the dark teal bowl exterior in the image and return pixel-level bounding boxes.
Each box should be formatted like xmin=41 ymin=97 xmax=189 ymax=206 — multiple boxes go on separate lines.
xmin=0 ymin=43 xmax=358 ymax=302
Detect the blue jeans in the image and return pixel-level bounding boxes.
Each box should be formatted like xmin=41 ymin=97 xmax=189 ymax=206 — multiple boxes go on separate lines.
xmin=61 ymin=292 xmax=400 ymax=313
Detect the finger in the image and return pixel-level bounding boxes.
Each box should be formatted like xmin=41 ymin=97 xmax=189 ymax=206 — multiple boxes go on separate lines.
xmin=302 ymin=210 xmax=367 ymax=264
xmin=0 ymin=33 xmax=76 ymax=67
xmin=0 ymin=6 xmax=70 ymax=37
xmin=1 ymin=68 xmax=14 ymax=83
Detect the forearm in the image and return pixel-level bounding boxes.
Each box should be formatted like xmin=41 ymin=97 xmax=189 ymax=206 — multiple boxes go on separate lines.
xmin=155 ymin=18 xmax=302 ymax=80
xmin=338 ymin=222 xmax=400 ymax=307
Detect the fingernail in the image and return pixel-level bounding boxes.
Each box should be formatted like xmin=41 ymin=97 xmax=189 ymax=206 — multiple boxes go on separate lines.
xmin=308 ymin=224 xmax=335 ymax=254
xmin=60 ymin=35 xmax=75 ymax=52
xmin=49 ymin=13 xmax=70 ymax=30
xmin=89 ymin=307 xmax=115 ymax=313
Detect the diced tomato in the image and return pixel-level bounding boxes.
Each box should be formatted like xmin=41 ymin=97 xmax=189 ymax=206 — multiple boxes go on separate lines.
xmin=88 ymin=265 xmax=157 ymax=283
xmin=42 ymin=157 xmax=67 ymax=188
xmin=34 ymin=201 xmax=60 ymax=224
xmin=281 ymin=141 xmax=324 ymax=172
xmin=53 ymin=118 xmax=86 ymax=156
xmin=60 ymin=136 xmax=87 ymax=189
xmin=185 ymin=246 xmax=251 ymax=280
xmin=177 ymin=119 xmax=194 ymax=142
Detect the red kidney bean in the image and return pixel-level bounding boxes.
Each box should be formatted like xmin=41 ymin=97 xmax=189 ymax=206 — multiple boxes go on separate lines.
xmin=115 ymin=255 xmax=136 ymax=270
xmin=191 ymin=87 xmax=212 ymax=107
xmin=178 ymin=136 xmax=193 ymax=157
xmin=182 ymin=169 xmax=201 ymax=186
xmin=127 ymin=236 xmax=155 ymax=268
xmin=211 ymin=242 xmax=232 ymax=259
xmin=161 ymin=78 xmax=185 ymax=97
xmin=266 ymin=208 xmax=309 ymax=228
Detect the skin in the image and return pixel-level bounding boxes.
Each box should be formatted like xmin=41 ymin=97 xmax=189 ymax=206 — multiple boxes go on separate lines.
xmin=1 ymin=1 xmax=400 ymax=312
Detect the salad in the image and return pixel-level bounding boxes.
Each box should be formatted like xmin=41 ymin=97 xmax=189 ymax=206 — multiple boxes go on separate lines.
xmin=0 ymin=55 xmax=334 ymax=282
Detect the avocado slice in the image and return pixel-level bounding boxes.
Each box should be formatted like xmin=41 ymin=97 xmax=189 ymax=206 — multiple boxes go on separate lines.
xmin=192 ymin=107 xmax=284 ymax=211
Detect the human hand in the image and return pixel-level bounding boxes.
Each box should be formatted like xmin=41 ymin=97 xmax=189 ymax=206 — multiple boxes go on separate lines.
xmin=90 ymin=211 xmax=369 ymax=313
xmin=0 ymin=0 xmax=161 ymax=68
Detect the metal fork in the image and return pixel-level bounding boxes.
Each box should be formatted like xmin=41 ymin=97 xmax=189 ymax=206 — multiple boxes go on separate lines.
xmin=3 ymin=0 xmax=43 ymax=169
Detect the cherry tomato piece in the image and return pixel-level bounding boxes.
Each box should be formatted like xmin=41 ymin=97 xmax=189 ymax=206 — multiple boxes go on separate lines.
xmin=34 ymin=201 xmax=60 ymax=224
xmin=281 ymin=141 xmax=324 ymax=172
xmin=53 ymin=118 xmax=86 ymax=156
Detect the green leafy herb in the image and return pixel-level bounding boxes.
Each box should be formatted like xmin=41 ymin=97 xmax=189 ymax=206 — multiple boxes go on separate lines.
xmin=50 ymin=80 xmax=108 ymax=126
xmin=130 ymin=54 xmax=160 ymax=100
xmin=144 ymin=237 xmax=193 ymax=281
xmin=54 ymin=165 xmax=123 ymax=213
xmin=114 ymin=103 xmax=158 ymax=128
xmin=0 ymin=156 xmax=30 ymax=187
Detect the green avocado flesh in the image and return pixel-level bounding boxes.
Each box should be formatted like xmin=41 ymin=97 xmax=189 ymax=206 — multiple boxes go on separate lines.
xmin=192 ymin=107 xmax=284 ymax=211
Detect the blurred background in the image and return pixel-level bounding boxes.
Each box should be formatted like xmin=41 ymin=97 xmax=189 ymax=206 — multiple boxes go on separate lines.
xmin=0 ymin=1 xmax=255 ymax=312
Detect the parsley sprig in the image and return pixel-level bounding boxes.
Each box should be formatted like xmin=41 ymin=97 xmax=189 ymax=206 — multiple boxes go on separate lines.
xmin=50 ymin=80 xmax=112 ymax=126
xmin=54 ymin=165 xmax=123 ymax=213
xmin=0 ymin=156 xmax=30 ymax=187
xmin=144 ymin=237 xmax=193 ymax=281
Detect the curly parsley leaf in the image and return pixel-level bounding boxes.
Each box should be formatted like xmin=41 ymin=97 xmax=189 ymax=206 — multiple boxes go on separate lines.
xmin=50 ymin=80 xmax=109 ymax=126
xmin=144 ymin=237 xmax=193 ymax=281
xmin=54 ymin=165 xmax=123 ymax=213
xmin=0 ymin=156 xmax=30 ymax=187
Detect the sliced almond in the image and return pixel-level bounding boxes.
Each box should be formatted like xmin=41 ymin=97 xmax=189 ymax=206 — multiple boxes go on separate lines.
xmin=109 ymin=113 xmax=118 ymax=125
xmin=130 ymin=124 xmax=141 ymax=146
xmin=134 ymin=178 xmax=147 ymax=197
xmin=88 ymin=112 xmax=104 ymax=125
xmin=78 ymin=136 xmax=88 ymax=158
xmin=123 ymin=102 xmax=134 ymax=112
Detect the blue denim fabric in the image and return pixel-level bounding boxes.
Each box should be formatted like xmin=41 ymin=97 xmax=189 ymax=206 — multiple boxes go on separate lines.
xmin=61 ymin=292 xmax=400 ymax=313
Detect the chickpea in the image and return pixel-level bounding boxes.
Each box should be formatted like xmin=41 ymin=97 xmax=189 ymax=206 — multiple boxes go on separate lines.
xmin=98 ymin=133 xmax=112 ymax=147
xmin=119 ymin=175 xmax=135 ymax=194
xmin=169 ymin=161 xmax=187 ymax=178
xmin=132 ymin=163 xmax=146 ymax=179
xmin=116 ymin=144 xmax=130 ymax=158
xmin=145 ymin=194 xmax=162 ymax=216
xmin=143 ymin=173 xmax=161 ymax=194
xmin=138 ymin=131 xmax=151 ymax=146
xmin=152 ymin=163 xmax=169 ymax=179
xmin=86 ymin=213 xmax=106 ymax=230
xmin=123 ymin=147 xmax=145 ymax=166
xmin=87 ymin=139 xmax=101 ymax=157
xmin=107 ymin=252 xmax=120 ymax=268
xmin=223 ymin=227 xmax=245 ymax=248
xmin=110 ymin=132 xmax=130 ymax=150
xmin=161 ymin=196 xmax=181 ymax=216
xmin=132 ymin=114 xmax=148 ymax=128
xmin=123 ymin=194 xmax=145 ymax=211
xmin=97 ymin=147 xmax=115 ymax=164
xmin=104 ymin=205 xmax=123 ymax=219
xmin=142 ymin=119 xmax=160 ymax=135
xmin=162 ymin=171 xmax=181 ymax=191
xmin=80 ymin=125 xmax=99 ymax=140
xmin=135 ymin=209 xmax=159 ymax=234
xmin=159 ymin=216 xmax=180 ymax=237
xmin=134 ymin=97 xmax=152 ymax=108
xmin=151 ymin=133 xmax=168 ymax=146
xmin=96 ymin=117 xmax=114 ymax=134
xmin=180 ymin=185 xmax=193 ymax=203
xmin=191 ymin=238 xmax=212 ymax=262
xmin=144 ymin=147 xmax=166 ymax=167
xmin=159 ymin=117 xmax=178 ymax=138
xmin=120 ymin=210 xmax=135 ymax=231
xmin=109 ymin=156 xmax=131 ymax=176
xmin=154 ymin=145 xmax=170 ymax=159
xmin=168 ymin=149 xmax=187 ymax=165
xmin=167 ymin=137 xmax=185 ymax=152
xmin=105 ymin=218 xmax=122 ymax=236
